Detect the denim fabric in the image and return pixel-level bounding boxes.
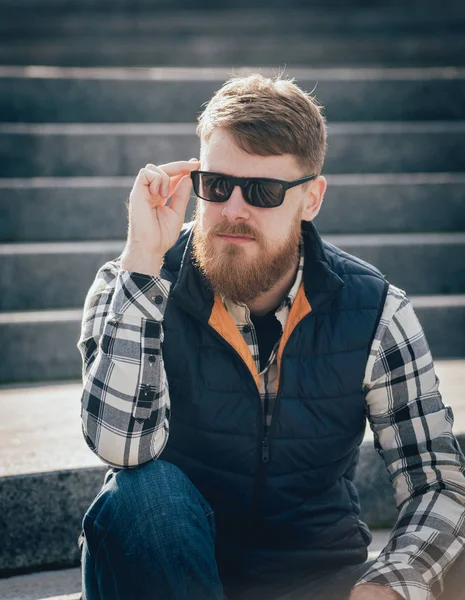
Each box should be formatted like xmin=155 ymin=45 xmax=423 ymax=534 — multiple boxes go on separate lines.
xmin=81 ymin=460 xmax=223 ymax=600
xmin=81 ymin=460 xmax=465 ymax=600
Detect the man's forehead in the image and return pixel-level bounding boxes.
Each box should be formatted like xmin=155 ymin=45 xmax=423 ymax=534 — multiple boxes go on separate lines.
xmin=200 ymin=131 xmax=302 ymax=180
xmin=200 ymin=128 xmax=239 ymax=161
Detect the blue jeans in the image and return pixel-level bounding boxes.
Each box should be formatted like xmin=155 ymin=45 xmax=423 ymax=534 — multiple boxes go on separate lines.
xmin=81 ymin=460 xmax=465 ymax=600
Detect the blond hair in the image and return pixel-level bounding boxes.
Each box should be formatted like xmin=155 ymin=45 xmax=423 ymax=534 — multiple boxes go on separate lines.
xmin=197 ymin=73 xmax=327 ymax=175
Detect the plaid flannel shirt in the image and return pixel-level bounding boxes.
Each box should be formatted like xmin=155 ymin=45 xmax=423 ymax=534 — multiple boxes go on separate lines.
xmin=78 ymin=248 xmax=465 ymax=600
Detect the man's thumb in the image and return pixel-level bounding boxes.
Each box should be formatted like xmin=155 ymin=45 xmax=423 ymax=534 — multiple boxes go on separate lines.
xmin=169 ymin=174 xmax=193 ymax=218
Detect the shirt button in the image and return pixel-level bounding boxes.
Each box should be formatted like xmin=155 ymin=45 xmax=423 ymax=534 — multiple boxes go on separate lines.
xmin=151 ymin=295 xmax=164 ymax=305
xmin=148 ymin=355 xmax=156 ymax=364
xmin=243 ymin=325 xmax=251 ymax=334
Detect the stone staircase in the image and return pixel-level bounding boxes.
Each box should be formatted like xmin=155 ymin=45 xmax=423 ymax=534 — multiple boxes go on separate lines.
xmin=1 ymin=0 xmax=465 ymax=597
xmin=2 ymin=1 xmax=465 ymax=67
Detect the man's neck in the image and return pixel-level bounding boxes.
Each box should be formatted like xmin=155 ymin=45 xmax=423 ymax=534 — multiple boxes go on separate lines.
xmin=246 ymin=258 xmax=300 ymax=316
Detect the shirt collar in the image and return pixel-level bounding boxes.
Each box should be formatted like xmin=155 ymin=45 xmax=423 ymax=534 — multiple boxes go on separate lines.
xmin=280 ymin=244 xmax=304 ymax=311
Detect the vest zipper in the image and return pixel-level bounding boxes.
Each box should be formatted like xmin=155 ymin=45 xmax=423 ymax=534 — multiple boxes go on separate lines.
xmin=253 ymin=373 xmax=273 ymax=519
xmin=206 ymin=315 xmax=311 ymax=527
xmin=205 ymin=324 xmax=270 ymax=524
xmin=252 ymin=390 xmax=273 ymax=520
xmin=252 ymin=430 xmax=270 ymax=524
xmin=252 ymin=309 xmax=317 ymax=521
xmin=261 ymin=437 xmax=269 ymax=462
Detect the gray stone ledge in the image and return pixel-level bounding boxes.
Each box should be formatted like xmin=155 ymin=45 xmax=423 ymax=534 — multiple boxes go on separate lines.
xmin=2 ymin=71 xmax=465 ymax=124
xmin=2 ymin=177 xmax=465 ymax=243
xmin=2 ymin=236 xmax=465 ymax=312
xmin=2 ymin=125 xmax=465 ymax=178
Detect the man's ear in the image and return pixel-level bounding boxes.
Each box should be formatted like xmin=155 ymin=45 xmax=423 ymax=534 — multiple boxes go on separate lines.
xmin=302 ymin=176 xmax=327 ymax=221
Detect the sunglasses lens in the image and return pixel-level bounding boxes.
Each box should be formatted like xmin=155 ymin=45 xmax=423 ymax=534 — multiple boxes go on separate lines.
xmin=245 ymin=181 xmax=284 ymax=208
xmin=197 ymin=173 xmax=232 ymax=202
xmin=193 ymin=173 xmax=285 ymax=207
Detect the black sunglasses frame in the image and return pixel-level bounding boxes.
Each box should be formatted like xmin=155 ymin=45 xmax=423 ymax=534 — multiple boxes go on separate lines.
xmin=190 ymin=171 xmax=318 ymax=208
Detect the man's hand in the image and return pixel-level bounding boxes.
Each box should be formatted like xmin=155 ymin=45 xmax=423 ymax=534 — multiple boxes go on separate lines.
xmin=121 ymin=159 xmax=200 ymax=276
xmin=349 ymin=583 xmax=404 ymax=599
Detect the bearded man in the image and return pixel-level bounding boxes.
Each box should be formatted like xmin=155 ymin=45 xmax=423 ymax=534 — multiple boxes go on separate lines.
xmin=78 ymin=74 xmax=465 ymax=600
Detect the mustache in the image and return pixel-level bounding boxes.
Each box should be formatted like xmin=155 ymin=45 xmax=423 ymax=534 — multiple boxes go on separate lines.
xmin=209 ymin=221 xmax=260 ymax=240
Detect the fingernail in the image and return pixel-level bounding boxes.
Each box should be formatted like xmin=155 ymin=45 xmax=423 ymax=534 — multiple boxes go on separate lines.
xmin=189 ymin=158 xmax=199 ymax=162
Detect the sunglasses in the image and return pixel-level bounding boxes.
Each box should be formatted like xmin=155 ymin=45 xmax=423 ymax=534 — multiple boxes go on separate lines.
xmin=190 ymin=171 xmax=318 ymax=209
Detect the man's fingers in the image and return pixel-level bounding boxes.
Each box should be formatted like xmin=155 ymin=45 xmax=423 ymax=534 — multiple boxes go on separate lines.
xmin=167 ymin=172 xmax=189 ymax=197
xmin=142 ymin=160 xmax=199 ymax=198
xmin=169 ymin=175 xmax=193 ymax=218
xmin=143 ymin=164 xmax=171 ymax=197
xmin=157 ymin=160 xmax=200 ymax=178
xmin=133 ymin=161 xmax=199 ymax=208
xmin=135 ymin=167 xmax=165 ymax=200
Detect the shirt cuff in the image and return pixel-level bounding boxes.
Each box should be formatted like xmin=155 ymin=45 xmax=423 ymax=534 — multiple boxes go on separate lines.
xmin=354 ymin=560 xmax=433 ymax=600
xmin=109 ymin=269 xmax=171 ymax=321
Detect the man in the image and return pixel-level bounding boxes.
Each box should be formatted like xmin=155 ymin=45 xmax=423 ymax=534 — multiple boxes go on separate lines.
xmin=77 ymin=74 xmax=465 ymax=600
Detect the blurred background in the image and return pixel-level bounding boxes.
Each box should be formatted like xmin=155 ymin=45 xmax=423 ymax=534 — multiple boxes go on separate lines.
xmin=0 ymin=0 xmax=464 ymax=597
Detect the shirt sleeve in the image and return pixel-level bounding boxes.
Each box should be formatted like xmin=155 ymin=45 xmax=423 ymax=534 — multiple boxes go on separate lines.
xmin=77 ymin=258 xmax=172 ymax=468
xmin=353 ymin=285 xmax=465 ymax=600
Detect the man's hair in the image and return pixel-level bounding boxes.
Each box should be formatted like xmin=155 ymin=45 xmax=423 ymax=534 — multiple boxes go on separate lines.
xmin=196 ymin=73 xmax=327 ymax=175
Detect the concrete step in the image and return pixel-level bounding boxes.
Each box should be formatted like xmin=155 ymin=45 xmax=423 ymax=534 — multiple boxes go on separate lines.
xmin=1 ymin=173 xmax=464 ymax=243
xmin=1 ymin=0 xmax=462 ymax=9
xmin=1 ymin=5 xmax=464 ymax=70
xmin=1 ymin=122 xmax=465 ymax=178
xmin=0 ymin=297 xmax=464 ymax=385
xmin=2 ymin=66 xmax=465 ymax=124
xmin=0 ymin=367 xmax=463 ymax=575
xmin=0 ymin=566 xmax=81 ymax=600
xmin=1 ymin=33 xmax=464 ymax=68
xmin=0 ymin=241 xmax=124 ymax=311
xmin=327 ymin=232 xmax=465 ymax=295
xmin=316 ymin=173 xmax=465 ymax=235
xmin=0 ymin=533 xmax=395 ymax=598
xmin=3 ymin=7 xmax=465 ymax=38
xmin=1 ymin=234 xmax=464 ymax=312
xmin=0 ymin=309 xmax=83 ymax=384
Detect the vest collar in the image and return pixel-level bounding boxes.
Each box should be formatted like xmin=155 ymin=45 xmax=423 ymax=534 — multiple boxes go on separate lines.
xmin=300 ymin=220 xmax=345 ymax=312
xmin=168 ymin=223 xmax=214 ymax=322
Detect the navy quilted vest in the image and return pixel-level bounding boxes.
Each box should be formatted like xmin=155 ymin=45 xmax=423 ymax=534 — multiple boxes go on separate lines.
xmin=159 ymin=220 xmax=389 ymax=575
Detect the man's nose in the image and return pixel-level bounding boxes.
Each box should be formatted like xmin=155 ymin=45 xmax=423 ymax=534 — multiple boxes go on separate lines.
xmin=221 ymin=185 xmax=251 ymax=220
